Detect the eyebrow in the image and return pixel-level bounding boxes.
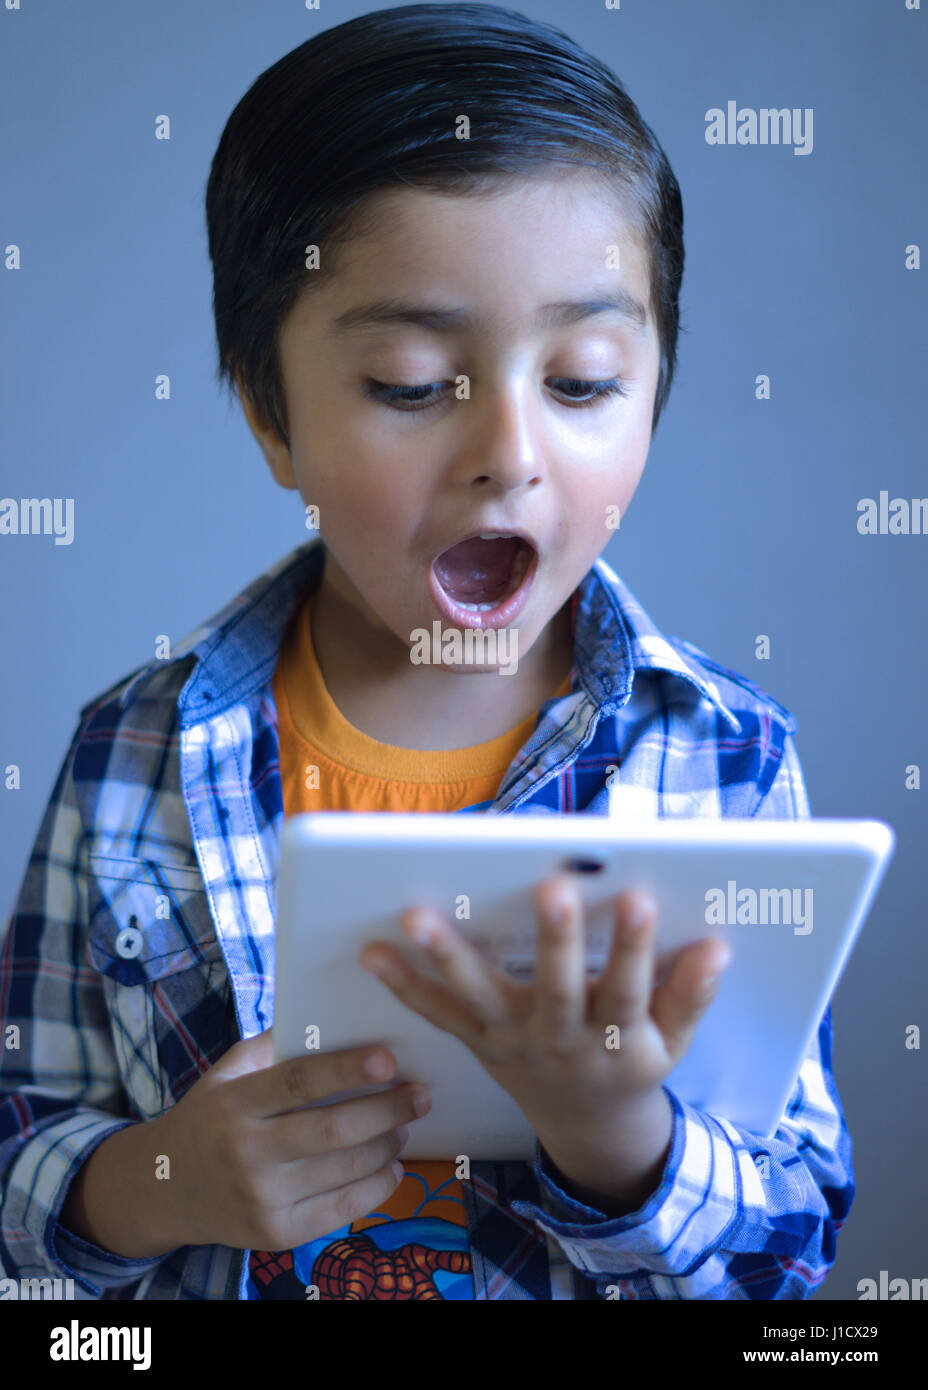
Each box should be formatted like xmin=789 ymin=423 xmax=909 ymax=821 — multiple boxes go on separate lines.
xmin=329 ymin=289 xmax=650 ymax=336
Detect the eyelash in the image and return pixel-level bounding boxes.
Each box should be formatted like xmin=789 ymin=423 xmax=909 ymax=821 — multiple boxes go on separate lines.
xmin=363 ymin=377 xmax=631 ymax=411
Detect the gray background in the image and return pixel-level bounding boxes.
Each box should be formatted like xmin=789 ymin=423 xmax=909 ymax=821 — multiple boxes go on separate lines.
xmin=1 ymin=0 xmax=924 ymax=1299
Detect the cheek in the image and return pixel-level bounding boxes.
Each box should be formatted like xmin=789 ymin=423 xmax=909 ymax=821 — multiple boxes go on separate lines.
xmin=293 ymin=456 xmax=415 ymax=557
xmin=558 ymin=460 xmax=645 ymax=550
xmin=569 ymin=436 xmax=648 ymax=511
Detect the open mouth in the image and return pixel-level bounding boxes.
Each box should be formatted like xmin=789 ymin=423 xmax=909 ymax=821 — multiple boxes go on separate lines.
xmin=432 ymin=534 xmax=535 ymax=612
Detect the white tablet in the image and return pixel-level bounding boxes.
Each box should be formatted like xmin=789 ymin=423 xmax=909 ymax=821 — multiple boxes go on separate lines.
xmin=273 ymin=814 xmax=894 ymax=1158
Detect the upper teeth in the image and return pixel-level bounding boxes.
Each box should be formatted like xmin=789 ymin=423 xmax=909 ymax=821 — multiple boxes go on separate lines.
xmin=478 ymin=532 xmax=514 ymax=540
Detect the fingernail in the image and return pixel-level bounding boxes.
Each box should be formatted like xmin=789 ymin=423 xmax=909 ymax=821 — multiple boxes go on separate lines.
xmin=629 ymin=896 xmax=655 ymax=929
xmin=366 ymin=954 xmax=404 ymax=984
xmin=411 ymin=1087 xmax=431 ymax=1116
xmin=549 ymin=882 xmax=577 ymax=924
xmin=364 ymin=1051 xmax=392 ymax=1079
xmin=702 ymin=949 xmax=732 ymax=996
xmin=406 ymin=916 xmax=437 ymax=946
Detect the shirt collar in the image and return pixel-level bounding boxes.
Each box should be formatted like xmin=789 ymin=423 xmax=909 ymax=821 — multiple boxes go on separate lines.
xmin=152 ymin=535 xmax=739 ymax=733
xmin=573 ymin=550 xmax=742 ymax=732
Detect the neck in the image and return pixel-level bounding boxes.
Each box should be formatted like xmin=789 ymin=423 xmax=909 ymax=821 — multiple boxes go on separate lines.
xmin=307 ymin=558 xmax=574 ymax=751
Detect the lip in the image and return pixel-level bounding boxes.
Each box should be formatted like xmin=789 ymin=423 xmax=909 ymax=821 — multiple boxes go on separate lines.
xmin=430 ymin=525 xmax=541 ymax=562
xmin=428 ymin=538 xmax=540 ymax=631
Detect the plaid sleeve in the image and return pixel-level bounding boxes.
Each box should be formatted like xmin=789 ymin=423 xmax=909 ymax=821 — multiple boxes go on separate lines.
xmin=0 ymin=719 xmax=168 ymax=1296
xmin=512 ymin=732 xmax=855 ymax=1299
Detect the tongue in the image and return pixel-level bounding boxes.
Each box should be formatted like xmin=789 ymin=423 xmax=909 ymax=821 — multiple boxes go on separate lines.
xmin=434 ymin=536 xmax=521 ymax=601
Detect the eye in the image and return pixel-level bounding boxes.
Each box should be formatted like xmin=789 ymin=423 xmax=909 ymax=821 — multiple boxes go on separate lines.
xmin=362 ymin=376 xmax=630 ymax=412
xmin=363 ymin=380 xmax=447 ymax=410
xmin=550 ymin=377 xmax=630 ymax=407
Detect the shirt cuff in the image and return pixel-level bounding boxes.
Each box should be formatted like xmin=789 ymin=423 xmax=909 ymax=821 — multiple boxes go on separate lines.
xmin=509 ymin=1086 xmax=745 ymax=1280
xmin=49 ymin=1219 xmax=168 ymax=1298
xmin=6 ymin=1114 xmax=170 ymax=1297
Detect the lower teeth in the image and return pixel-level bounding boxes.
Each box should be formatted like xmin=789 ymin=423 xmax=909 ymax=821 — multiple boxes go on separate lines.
xmin=453 ymin=546 xmax=531 ymax=610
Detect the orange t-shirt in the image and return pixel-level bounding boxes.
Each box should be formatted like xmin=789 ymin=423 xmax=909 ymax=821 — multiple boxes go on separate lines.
xmin=246 ymin=591 xmax=570 ymax=1301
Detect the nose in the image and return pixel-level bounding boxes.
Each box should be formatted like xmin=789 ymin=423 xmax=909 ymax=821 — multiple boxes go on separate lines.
xmin=455 ymin=378 xmax=543 ymax=491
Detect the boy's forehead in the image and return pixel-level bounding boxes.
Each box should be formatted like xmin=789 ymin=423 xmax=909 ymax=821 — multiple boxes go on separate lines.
xmin=346 ymin=174 xmax=646 ymax=259
xmin=306 ymin=176 xmax=654 ymax=330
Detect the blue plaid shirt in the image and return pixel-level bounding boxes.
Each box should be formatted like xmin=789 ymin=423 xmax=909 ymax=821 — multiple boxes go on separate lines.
xmin=0 ymin=535 xmax=853 ymax=1299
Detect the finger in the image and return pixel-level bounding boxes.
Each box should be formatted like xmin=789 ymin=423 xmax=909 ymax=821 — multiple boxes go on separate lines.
xmin=399 ymin=905 xmax=513 ymax=1025
xmin=531 ymin=874 xmax=587 ymax=1036
xmin=592 ymin=891 xmax=658 ymax=1029
xmin=289 ymin=1159 xmax=407 ymax=1250
xmin=240 ymin=1043 xmax=398 ymax=1120
xmin=650 ymin=937 xmax=733 ymax=1062
xmin=274 ymin=1125 xmax=409 ymax=1207
xmin=271 ymin=1082 xmax=427 ymax=1163
xmin=361 ymin=942 xmax=490 ymax=1044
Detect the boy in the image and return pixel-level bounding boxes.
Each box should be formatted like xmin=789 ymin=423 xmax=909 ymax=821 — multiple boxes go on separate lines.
xmin=0 ymin=5 xmax=852 ymax=1300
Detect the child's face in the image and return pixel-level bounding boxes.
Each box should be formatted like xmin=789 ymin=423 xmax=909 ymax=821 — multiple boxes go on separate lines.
xmin=244 ymin=172 xmax=660 ymax=668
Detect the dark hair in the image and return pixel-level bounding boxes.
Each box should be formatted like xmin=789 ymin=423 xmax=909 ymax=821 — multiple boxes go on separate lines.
xmin=206 ymin=2 xmax=684 ymax=447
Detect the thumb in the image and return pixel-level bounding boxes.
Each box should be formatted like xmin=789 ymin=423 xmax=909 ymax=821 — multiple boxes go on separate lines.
xmin=209 ymin=1026 xmax=276 ymax=1080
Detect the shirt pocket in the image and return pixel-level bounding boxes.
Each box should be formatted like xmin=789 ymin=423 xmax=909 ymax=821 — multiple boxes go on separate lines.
xmin=86 ymin=854 xmax=231 ymax=1121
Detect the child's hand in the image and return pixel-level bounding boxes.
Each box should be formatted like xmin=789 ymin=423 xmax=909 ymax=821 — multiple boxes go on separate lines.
xmin=360 ymin=876 xmax=732 ymax=1206
xmin=157 ymin=1031 xmax=426 ymax=1252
